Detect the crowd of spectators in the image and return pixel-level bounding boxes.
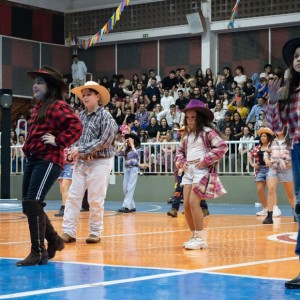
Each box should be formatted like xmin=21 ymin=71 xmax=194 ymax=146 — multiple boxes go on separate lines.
xmin=9 ymin=63 xmax=285 ymax=173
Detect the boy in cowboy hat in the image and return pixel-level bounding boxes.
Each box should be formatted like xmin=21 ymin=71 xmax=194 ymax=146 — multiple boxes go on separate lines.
xmin=62 ymin=81 xmax=118 ymax=244
xmin=266 ymin=37 xmax=300 ymax=289
xmin=17 ymin=66 xmax=83 ymax=266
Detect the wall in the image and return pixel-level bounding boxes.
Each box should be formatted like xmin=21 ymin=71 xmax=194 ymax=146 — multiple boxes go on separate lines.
xmin=4 ymin=174 xmax=289 ymax=205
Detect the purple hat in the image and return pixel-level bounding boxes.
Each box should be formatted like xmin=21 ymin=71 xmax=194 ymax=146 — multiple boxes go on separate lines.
xmin=282 ymin=37 xmax=300 ymax=66
xmin=183 ymin=99 xmax=214 ymax=122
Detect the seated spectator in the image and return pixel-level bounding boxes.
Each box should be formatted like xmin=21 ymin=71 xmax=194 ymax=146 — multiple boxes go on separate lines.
xmin=156 ymin=130 xmax=176 ymax=172
xmin=220 ymin=126 xmax=236 ymax=172
xmin=228 ymin=80 xmax=238 ymax=99
xmin=141 ymin=73 xmax=149 ymax=88
xmin=259 ymin=63 xmax=273 ymax=80
xmin=150 ymin=103 xmax=163 ymax=119
xmin=234 ymin=65 xmax=247 ymax=88
xmin=145 ymin=77 xmax=161 ymax=104
xmin=145 ymin=117 xmax=160 ymax=141
xmin=175 ymin=89 xmax=189 ymax=110
xmin=255 ymin=77 xmax=268 ymax=101
xmin=254 ymin=110 xmax=268 ymax=134
xmin=215 ymin=75 xmax=231 ymax=99
xmin=223 ymin=66 xmax=234 ymax=84
xmin=194 ymin=68 xmax=205 ymax=87
xmin=156 ymin=117 xmax=172 ymax=142
xmin=206 ymin=88 xmax=218 ymax=109
xmin=217 ymin=110 xmax=233 ymax=134
xmin=221 ymin=91 xmax=231 ymax=110
xmin=243 ymin=79 xmax=256 ymax=109
xmin=238 ymin=126 xmax=255 ymax=172
xmin=205 ymin=68 xmax=217 ymax=86
xmin=135 ymin=103 xmax=150 ymax=129
xmin=136 ymin=95 xmax=149 ymax=111
xmin=131 ymin=82 xmax=145 ymax=105
xmin=157 ymin=104 xmax=184 ymax=129
xmin=121 ymin=95 xmax=134 ymax=114
xmin=122 ymin=107 xmax=136 ymax=127
xmin=227 ymin=97 xmax=249 ymax=122
xmin=132 ymin=119 xmax=142 ymax=134
xmin=246 ymin=97 xmax=266 ymax=125
xmin=161 ymin=70 xmax=177 ymax=91
xmin=188 ymin=86 xmax=207 ymax=103
xmin=231 ymin=111 xmax=245 ymax=140
xmin=147 ymin=69 xmax=161 ymax=87
xmin=160 ymin=89 xmax=175 ymax=110
xmin=147 ymin=94 xmax=159 ymax=112
xmin=137 ymin=128 xmax=150 ymax=143
xmin=212 ymin=102 xmax=225 ymax=125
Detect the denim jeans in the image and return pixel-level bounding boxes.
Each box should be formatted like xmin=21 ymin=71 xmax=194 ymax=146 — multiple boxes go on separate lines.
xmin=291 ymin=143 xmax=300 ymax=255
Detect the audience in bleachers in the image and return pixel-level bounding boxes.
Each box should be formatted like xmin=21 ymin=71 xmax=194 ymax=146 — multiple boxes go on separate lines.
xmin=8 ymin=63 xmax=284 ymax=174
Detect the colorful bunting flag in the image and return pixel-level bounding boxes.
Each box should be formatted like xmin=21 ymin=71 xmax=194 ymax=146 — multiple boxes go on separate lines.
xmin=69 ymin=0 xmax=131 ymax=49
xmin=227 ymin=0 xmax=241 ymax=30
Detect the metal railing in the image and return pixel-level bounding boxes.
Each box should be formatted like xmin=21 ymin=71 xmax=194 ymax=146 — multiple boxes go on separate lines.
xmin=4 ymin=140 xmax=259 ymax=175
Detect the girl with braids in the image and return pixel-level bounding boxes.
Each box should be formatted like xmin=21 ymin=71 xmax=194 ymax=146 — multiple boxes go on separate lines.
xmin=17 ymin=66 xmax=82 ymax=266
xmin=175 ymin=99 xmax=228 ymax=250
xmin=266 ymin=37 xmax=300 ymax=289
xmin=263 ymin=126 xmax=295 ymax=224
xmin=116 ymin=133 xmax=141 ymax=213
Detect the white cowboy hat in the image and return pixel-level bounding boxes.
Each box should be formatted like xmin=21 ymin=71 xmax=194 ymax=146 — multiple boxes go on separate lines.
xmin=71 ymin=81 xmax=110 ymax=106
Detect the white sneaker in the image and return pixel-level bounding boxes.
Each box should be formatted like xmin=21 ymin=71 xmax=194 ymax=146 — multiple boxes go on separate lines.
xmin=273 ymin=206 xmax=282 ymax=217
xmin=256 ymin=208 xmax=267 ymax=216
xmin=182 ymin=232 xmax=195 ymax=247
xmin=184 ymin=237 xmax=208 ymax=250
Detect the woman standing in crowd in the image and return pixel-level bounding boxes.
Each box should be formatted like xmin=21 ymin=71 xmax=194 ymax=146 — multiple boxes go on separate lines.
xmin=116 ymin=133 xmax=141 ymax=213
xmin=175 ymin=99 xmax=227 ymax=250
xmin=265 ymin=37 xmax=300 ymax=289
xmin=17 ymin=66 xmax=82 ymax=266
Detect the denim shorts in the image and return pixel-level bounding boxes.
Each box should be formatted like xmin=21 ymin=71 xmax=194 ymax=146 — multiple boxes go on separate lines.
xmin=58 ymin=163 xmax=73 ymax=180
xmin=268 ymin=167 xmax=293 ymax=182
xmin=255 ymin=166 xmax=269 ymax=182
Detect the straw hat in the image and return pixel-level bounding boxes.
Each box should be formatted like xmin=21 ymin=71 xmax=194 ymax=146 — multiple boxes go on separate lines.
xmin=71 ymin=81 xmax=110 ymax=106
xmin=282 ymin=37 xmax=300 ymax=66
xmin=183 ymin=99 xmax=214 ymax=122
xmin=27 ymin=65 xmax=68 ymax=91
xmin=257 ymin=127 xmax=274 ymax=136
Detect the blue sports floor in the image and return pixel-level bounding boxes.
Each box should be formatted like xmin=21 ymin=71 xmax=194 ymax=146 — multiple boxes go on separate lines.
xmin=0 ymin=200 xmax=300 ymax=299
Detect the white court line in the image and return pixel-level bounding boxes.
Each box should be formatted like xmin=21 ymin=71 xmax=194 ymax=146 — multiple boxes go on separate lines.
xmin=0 ymin=256 xmax=297 ymax=299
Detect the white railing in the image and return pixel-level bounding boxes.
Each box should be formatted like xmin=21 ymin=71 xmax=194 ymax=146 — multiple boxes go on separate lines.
xmin=4 ymin=140 xmax=259 ymax=175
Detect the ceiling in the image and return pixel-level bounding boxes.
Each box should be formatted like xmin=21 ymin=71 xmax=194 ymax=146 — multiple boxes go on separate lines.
xmin=7 ymin=0 xmax=165 ymax=13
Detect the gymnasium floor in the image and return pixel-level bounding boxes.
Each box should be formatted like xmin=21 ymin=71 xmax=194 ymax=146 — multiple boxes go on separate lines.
xmin=0 ymin=200 xmax=300 ymax=299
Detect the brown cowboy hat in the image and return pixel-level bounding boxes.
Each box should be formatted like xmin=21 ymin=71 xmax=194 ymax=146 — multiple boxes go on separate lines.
xmin=257 ymin=127 xmax=274 ymax=137
xmin=27 ymin=65 xmax=68 ymax=91
xmin=183 ymin=99 xmax=214 ymax=122
xmin=71 ymin=81 xmax=110 ymax=106
xmin=282 ymin=37 xmax=300 ymax=66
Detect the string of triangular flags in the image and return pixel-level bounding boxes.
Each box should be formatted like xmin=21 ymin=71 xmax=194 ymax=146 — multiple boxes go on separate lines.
xmin=66 ymin=0 xmax=130 ymax=49
xmin=227 ymin=0 xmax=240 ymax=29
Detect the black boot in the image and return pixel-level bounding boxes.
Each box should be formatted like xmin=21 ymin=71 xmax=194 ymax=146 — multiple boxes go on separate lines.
xmin=54 ymin=205 xmax=65 ymax=217
xmin=263 ymin=211 xmax=273 ymax=224
xmin=16 ymin=201 xmax=48 ymax=266
xmin=45 ymin=215 xmax=65 ymax=260
xmin=285 ymin=273 xmax=300 ymax=289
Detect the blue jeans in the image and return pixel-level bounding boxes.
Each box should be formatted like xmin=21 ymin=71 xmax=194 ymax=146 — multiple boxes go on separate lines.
xmin=22 ymin=158 xmax=61 ymax=204
xmin=291 ymin=143 xmax=300 ymax=255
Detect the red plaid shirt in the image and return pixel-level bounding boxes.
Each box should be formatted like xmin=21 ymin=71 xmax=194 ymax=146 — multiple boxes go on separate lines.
xmin=23 ymin=100 xmax=82 ymax=168
xmin=266 ymin=87 xmax=300 ymax=147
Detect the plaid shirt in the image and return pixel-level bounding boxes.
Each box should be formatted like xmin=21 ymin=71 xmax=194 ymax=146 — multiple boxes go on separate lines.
xmin=23 ymin=100 xmax=82 ymax=168
xmin=76 ymin=106 xmax=118 ymax=159
xmin=248 ymin=145 xmax=267 ymax=176
xmin=175 ymin=127 xmax=228 ymax=167
xmin=266 ymin=87 xmax=300 ymax=147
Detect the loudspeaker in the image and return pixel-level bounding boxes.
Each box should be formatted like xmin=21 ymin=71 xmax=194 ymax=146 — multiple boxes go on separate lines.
xmin=186 ymin=12 xmax=205 ymax=34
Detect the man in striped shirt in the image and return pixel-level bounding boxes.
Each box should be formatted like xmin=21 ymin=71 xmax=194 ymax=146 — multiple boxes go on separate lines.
xmin=62 ymin=81 xmax=118 ymax=244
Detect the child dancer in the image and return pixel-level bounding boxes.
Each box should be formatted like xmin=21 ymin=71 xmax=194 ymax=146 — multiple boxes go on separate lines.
xmin=263 ymin=126 xmax=295 ymax=224
xmin=266 ymin=37 xmax=300 ymax=289
xmin=116 ymin=133 xmax=141 ymax=213
xmin=175 ymin=100 xmax=228 ymax=250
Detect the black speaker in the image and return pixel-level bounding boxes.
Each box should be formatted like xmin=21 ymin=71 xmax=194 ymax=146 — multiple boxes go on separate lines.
xmin=186 ymin=12 xmax=205 ymax=34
